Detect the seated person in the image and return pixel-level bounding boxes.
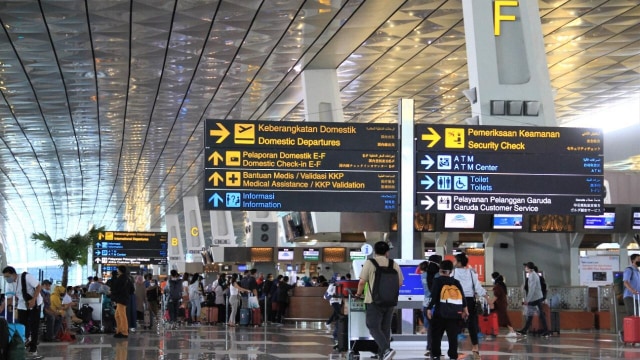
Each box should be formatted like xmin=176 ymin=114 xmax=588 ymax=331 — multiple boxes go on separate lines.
xmin=51 ymin=286 xmax=81 ymax=325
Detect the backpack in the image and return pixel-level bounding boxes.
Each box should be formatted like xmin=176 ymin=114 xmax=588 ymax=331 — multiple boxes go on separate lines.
xmin=539 ymin=275 xmax=548 ymax=300
xmin=77 ymin=304 xmax=93 ymax=323
xmin=438 ymin=282 xmax=464 ymax=319
xmin=168 ymin=278 xmax=182 ymax=301
xmin=368 ymin=259 xmax=399 ymax=307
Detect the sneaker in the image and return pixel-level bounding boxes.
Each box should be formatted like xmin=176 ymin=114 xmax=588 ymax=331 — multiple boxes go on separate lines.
xmin=424 ymin=350 xmax=431 ymax=357
xmin=26 ymin=351 xmax=42 ymax=359
xmin=516 ymin=330 xmax=527 ymax=337
xmin=383 ymin=348 xmax=396 ymax=360
xmin=506 ymin=331 xmax=517 ymax=337
xmin=619 ymin=331 xmax=624 ymax=342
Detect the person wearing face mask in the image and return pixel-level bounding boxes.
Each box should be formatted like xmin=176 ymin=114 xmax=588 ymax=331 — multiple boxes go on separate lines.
xmin=620 ymin=254 xmax=640 ymax=340
xmin=489 ymin=272 xmax=517 ymax=337
xmin=517 ymin=262 xmax=549 ymax=337
xmin=40 ymin=280 xmax=61 ymax=342
xmin=2 ymin=266 xmax=43 ymax=358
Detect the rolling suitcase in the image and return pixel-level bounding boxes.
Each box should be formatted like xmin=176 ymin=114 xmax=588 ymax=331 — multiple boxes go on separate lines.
xmin=623 ymin=294 xmax=640 ymax=344
xmin=239 ymin=308 xmax=251 ymax=326
xmin=143 ymin=302 xmax=151 ymax=329
xmin=479 ymin=311 xmax=499 ymax=337
xmin=4 ymin=294 xmax=26 ymax=360
xmin=203 ymin=306 xmax=218 ymax=325
xmin=251 ymin=308 xmax=262 ymax=326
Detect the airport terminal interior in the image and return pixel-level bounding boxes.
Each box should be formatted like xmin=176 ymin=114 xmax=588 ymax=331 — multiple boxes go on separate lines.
xmin=0 ymin=0 xmax=639 ymax=359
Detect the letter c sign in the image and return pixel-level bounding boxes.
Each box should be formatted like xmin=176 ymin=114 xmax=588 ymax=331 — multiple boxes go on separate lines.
xmin=191 ymin=227 xmax=199 ymax=237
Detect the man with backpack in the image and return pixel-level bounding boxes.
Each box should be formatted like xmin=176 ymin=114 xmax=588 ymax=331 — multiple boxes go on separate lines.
xmin=517 ymin=261 xmax=550 ymax=337
xmin=2 ymin=266 xmax=43 ymax=358
xmin=165 ymin=270 xmax=183 ymax=326
xmin=426 ymin=260 xmax=468 ymax=360
xmin=355 ymin=241 xmax=403 ymax=360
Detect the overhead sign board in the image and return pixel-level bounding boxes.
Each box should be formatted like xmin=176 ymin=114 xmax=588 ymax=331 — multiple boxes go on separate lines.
xmin=415 ymin=125 xmax=603 ymax=214
xmin=93 ymin=231 xmax=168 ymax=265
xmin=204 ymin=120 xmax=399 ymax=212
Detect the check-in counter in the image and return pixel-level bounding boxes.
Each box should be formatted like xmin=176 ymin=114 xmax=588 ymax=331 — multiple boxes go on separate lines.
xmin=286 ymin=286 xmax=333 ymax=321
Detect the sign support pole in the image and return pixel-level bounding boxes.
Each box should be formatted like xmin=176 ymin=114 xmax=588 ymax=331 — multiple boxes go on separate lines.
xmin=399 ymin=99 xmax=415 ymax=260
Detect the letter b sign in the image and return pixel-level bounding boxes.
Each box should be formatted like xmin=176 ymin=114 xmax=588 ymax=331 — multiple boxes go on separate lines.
xmin=253 ymin=222 xmax=277 ymax=246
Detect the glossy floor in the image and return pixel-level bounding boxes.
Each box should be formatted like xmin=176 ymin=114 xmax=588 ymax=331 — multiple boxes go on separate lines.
xmin=34 ymin=323 xmax=640 ymax=359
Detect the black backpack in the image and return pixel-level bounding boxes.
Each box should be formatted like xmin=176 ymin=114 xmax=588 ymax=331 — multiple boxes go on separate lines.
xmin=540 ymin=275 xmax=548 ymax=300
xmin=168 ymin=279 xmax=182 ymax=301
xmin=368 ymin=259 xmax=399 ymax=307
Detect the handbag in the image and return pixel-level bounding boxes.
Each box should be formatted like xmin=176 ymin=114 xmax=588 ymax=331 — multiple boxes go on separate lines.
xmin=470 ymin=271 xmax=484 ymax=315
xmin=247 ymin=294 xmax=260 ymax=309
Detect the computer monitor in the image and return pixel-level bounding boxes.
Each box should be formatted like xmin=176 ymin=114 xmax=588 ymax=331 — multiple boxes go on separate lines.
xmin=395 ymin=259 xmax=424 ymax=302
xmin=492 ymin=214 xmax=523 ymax=230
xmin=584 ymin=208 xmax=616 ymax=230
xmin=632 ymin=208 xmax=640 ymax=230
xmin=444 ymin=213 xmax=475 ymax=229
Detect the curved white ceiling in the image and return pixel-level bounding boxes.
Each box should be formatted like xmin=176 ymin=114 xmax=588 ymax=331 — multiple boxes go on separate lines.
xmin=0 ymin=0 xmax=638 ymax=262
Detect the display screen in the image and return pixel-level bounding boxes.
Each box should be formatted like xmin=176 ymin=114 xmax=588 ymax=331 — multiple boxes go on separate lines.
xmin=278 ymin=248 xmax=294 ymax=261
xmin=444 ymin=213 xmax=475 ymax=229
xmin=632 ymin=209 xmax=640 ymax=230
xmin=584 ymin=210 xmax=615 ymax=230
xmin=349 ymin=250 xmax=366 ymax=260
xmin=303 ymin=248 xmax=320 ymax=261
xmin=237 ymin=264 xmax=247 ymax=272
xmin=492 ymin=214 xmax=523 ymax=230
xmin=398 ymin=264 xmax=424 ymax=299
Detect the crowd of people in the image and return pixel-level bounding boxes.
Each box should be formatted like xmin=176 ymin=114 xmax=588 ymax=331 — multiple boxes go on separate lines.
xmin=1 ymin=247 xmax=578 ymax=360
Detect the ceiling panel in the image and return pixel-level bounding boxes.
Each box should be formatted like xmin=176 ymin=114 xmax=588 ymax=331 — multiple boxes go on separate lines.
xmin=0 ymin=0 xmax=637 ymax=263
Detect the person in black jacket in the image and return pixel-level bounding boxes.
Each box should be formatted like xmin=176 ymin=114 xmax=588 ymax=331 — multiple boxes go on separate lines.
xmin=426 ymin=260 xmax=468 ymax=360
xmin=111 ymin=265 xmax=132 ymax=339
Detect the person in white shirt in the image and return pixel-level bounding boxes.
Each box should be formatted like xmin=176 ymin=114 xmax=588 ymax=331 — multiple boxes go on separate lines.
xmin=2 ymin=266 xmax=43 ymax=358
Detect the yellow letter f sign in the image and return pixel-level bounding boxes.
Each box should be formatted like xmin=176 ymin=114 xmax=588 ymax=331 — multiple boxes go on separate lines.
xmin=494 ymin=0 xmax=518 ymax=36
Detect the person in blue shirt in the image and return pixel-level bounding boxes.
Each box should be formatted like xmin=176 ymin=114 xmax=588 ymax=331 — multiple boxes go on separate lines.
xmin=623 ymin=254 xmax=640 ymax=315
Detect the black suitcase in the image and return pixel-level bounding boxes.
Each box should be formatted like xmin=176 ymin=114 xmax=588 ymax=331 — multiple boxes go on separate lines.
xmin=335 ymin=315 xmax=378 ymax=354
xmin=336 ymin=315 xmax=348 ymax=352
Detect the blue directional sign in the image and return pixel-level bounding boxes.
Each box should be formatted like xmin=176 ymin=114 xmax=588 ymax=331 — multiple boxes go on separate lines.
xmin=93 ymin=231 xmax=168 ymax=265
xmin=204 ymin=119 xmax=399 ymax=212
xmin=415 ymin=125 xmax=604 ymax=214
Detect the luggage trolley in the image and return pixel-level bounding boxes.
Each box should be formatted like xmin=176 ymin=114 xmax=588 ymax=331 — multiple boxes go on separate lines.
xmin=344 ymin=291 xmax=377 ymax=360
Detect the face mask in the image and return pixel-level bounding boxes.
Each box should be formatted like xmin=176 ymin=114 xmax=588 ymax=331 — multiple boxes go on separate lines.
xmin=150 ymin=282 xmax=156 ymax=286
xmin=42 ymin=288 xmax=50 ymax=294
xmin=70 ymin=291 xmax=75 ymax=295
xmin=5 ymin=276 xmax=15 ymax=283
xmin=635 ymin=261 xmax=640 ymax=267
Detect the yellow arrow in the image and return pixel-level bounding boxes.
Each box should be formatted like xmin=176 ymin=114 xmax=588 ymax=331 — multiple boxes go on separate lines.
xmin=208 ymin=172 xmax=224 ymax=186
xmin=208 ymin=151 xmax=224 ymax=166
xmin=209 ymin=123 xmax=230 ymax=143
xmin=421 ymin=127 xmax=441 ymax=148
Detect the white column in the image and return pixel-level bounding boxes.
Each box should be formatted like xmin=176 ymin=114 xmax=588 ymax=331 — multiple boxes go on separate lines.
xmin=209 ymin=211 xmax=236 ymax=247
xmin=399 ymin=99 xmax=415 ymax=260
xmin=301 ymin=69 xmax=344 ymax=123
xmin=462 ymin=0 xmax=556 ymax=126
xmin=182 ymin=196 xmax=206 ymax=262
xmin=166 ymin=213 xmax=186 ymax=273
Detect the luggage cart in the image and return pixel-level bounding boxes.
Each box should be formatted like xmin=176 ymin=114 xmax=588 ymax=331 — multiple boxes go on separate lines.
xmin=345 ymin=292 xmax=377 ymax=360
